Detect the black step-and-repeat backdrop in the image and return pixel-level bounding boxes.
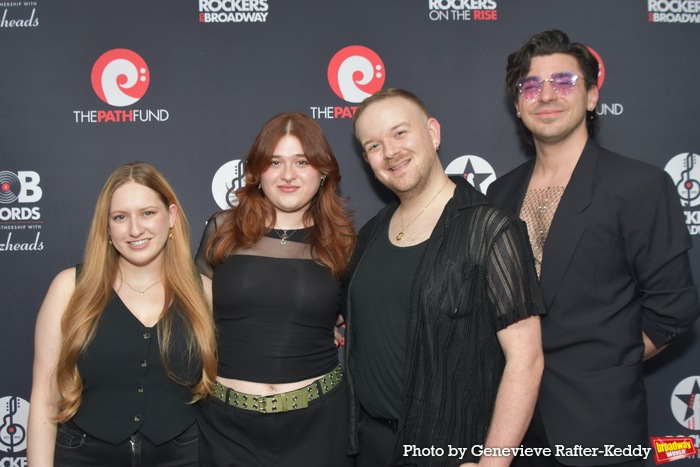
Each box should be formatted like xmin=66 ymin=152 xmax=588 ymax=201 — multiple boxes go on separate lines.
xmin=2 ymin=1 xmax=699 ymax=464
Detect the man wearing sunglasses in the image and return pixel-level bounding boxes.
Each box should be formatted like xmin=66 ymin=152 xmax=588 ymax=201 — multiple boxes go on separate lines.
xmin=489 ymin=30 xmax=699 ymax=467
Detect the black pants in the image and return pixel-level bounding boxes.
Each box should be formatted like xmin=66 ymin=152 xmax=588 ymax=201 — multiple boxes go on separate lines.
xmin=54 ymin=420 xmax=199 ymax=467
xmin=356 ymin=407 xmax=421 ymax=467
xmin=197 ymin=380 xmax=352 ymax=467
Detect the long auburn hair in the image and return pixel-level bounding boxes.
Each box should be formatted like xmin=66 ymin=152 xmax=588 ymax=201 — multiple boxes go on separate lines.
xmin=54 ymin=162 xmax=217 ymax=422
xmin=206 ymin=113 xmax=355 ymax=278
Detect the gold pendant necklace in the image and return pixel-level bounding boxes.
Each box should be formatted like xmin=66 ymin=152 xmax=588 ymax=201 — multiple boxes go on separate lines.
xmin=396 ymin=178 xmax=450 ymax=241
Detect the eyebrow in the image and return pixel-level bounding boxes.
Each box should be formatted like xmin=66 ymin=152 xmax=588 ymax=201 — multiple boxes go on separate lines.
xmin=391 ymin=121 xmax=410 ymax=131
xmin=523 ymin=71 xmax=575 ymax=78
xmin=271 ymin=153 xmax=306 ymax=158
xmin=109 ymin=205 xmax=162 ymax=214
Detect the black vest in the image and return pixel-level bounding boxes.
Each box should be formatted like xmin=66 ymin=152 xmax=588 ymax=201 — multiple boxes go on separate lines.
xmin=73 ymin=294 xmax=198 ymax=445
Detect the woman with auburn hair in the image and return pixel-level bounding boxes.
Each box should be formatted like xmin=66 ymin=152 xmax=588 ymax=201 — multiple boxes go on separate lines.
xmin=27 ymin=162 xmax=217 ymax=466
xmin=195 ymin=112 xmax=355 ymax=466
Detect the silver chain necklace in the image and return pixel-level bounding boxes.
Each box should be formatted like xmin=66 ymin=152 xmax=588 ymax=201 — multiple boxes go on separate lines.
xmin=273 ymin=228 xmax=297 ymax=245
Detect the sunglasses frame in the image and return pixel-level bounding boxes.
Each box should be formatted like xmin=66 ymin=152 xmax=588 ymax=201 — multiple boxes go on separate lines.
xmin=517 ymin=72 xmax=579 ymax=103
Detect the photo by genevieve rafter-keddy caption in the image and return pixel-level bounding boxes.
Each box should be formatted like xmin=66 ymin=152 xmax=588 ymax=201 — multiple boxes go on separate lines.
xmin=402 ymin=444 xmax=655 ymax=463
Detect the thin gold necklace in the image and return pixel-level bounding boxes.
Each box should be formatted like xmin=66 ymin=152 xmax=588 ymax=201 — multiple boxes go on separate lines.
xmin=121 ymin=277 xmax=161 ymax=294
xmin=396 ymin=178 xmax=450 ymax=241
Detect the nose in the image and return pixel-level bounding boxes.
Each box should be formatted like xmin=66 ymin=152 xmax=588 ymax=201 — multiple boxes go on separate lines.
xmin=538 ymin=80 xmax=558 ymax=103
xmin=129 ymin=217 xmax=144 ymax=237
xmin=282 ymin=163 xmax=296 ymax=183
xmin=384 ymin=142 xmax=399 ymax=159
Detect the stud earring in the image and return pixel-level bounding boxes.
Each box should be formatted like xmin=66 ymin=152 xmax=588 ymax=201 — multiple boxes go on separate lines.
xmin=516 ymin=111 xmax=521 ymax=118
xmin=108 ymin=239 xmax=113 ymax=246
xmin=258 ymin=182 xmax=261 ymax=189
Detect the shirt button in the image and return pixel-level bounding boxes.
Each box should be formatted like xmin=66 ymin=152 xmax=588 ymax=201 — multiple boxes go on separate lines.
xmin=143 ymin=332 xmax=151 ymax=339
xmin=141 ymin=360 xmax=148 ymax=368
xmin=138 ymin=386 xmax=144 ymax=393
xmin=134 ymin=415 xmax=141 ymax=422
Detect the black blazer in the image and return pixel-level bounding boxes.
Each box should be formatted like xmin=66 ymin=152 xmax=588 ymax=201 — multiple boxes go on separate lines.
xmin=488 ymin=140 xmax=699 ymax=465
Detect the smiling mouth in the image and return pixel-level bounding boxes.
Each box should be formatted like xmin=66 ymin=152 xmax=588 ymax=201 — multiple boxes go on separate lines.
xmin=390 ymin=160 xmax=410 ymax=172
xmin=535 ymin=107 xmax=564 ymax=116
xmin=129 ymin=239 xmax=149 ymax=246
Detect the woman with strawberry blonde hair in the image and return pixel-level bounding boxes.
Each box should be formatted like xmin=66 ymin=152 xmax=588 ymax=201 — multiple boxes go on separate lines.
xmin=28 ymin=162 xmax=217 ymax=466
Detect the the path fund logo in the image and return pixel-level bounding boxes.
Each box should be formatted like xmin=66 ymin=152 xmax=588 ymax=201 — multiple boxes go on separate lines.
xmin=587 ymin=46 xmax=624 ymax=118
xmin=73 ymin=49 xmax=169 ymax=124
xmin=310 ymin=45 xmax=386 ymax=120
xmin=91 ymin=49 xmax=150 ymax=107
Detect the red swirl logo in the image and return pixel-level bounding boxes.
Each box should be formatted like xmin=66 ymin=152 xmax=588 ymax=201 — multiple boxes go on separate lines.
xmin=91 ymin=49 xmax=150 ymax=107
xmin=327 ymin=45 xmax=385 ymax=103
xmin=586 ymin=46 xmax=605 ymax=89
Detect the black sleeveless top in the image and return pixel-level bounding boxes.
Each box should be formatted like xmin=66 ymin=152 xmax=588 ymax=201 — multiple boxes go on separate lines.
xmin=195 ymin=213 xmax=341 ymax=383
xmin=73 ymin=294 xmax=198 ymax=445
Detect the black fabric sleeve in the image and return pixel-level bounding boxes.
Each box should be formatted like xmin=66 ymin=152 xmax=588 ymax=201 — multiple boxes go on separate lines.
xmin=622 ymin=170 xmax=700 ymax=346
xmin=485 ymin=215 xmax=547 ymax=331
xmin=194 ymin=214 xmax=219 ymax=279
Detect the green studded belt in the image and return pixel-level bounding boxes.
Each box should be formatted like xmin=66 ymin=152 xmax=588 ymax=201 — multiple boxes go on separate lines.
xmin=213 ymin=363 xmax=343 ymax=413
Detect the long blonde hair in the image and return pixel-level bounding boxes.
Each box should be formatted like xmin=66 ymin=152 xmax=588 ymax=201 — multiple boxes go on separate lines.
xmin=55 ymin=162 xmax=217 ymax=422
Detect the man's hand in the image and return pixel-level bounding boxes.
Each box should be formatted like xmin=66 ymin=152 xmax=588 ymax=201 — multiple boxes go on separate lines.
xmin=642 ymin=332 xmax=667 ymax=360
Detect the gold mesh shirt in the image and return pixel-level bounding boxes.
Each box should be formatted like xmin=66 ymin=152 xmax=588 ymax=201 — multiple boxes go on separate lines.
xmin=519 ymin=186 xmax=565 ymax=278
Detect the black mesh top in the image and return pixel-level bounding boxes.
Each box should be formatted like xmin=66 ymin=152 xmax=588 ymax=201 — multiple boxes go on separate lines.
xmin=195 ymin=213 xmax=340 ymax=383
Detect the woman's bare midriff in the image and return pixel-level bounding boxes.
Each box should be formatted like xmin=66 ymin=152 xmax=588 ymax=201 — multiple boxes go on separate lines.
xmin=216 ymin=374 xmax=326 ymax=396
